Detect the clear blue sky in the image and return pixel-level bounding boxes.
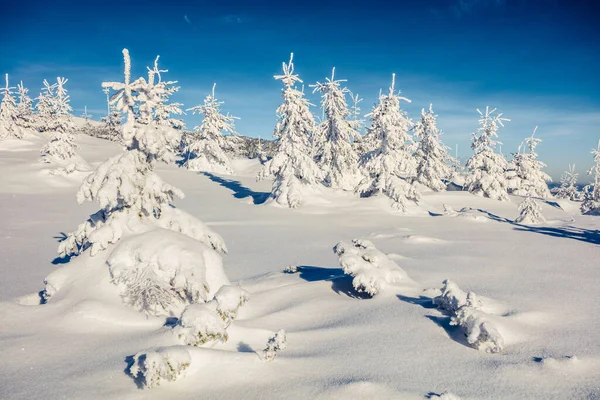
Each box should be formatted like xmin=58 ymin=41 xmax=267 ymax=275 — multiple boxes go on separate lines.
xmin=1 ymin=0 xmax=598 ymax=180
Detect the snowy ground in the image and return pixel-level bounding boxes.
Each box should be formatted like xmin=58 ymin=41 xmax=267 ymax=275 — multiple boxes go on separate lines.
xmin=1 ymin=132 xmax=599 ymax=400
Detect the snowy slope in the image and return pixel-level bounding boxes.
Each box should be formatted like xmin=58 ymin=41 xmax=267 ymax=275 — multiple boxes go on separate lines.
xmin=1 ymin=132 xmax=599 ymax=400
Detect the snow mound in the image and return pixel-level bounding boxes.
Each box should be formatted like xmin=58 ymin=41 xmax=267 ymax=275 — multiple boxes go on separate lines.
xmin=107 ymin=229 xmax=230 ymax=316
xmin=333 ymin=239 xmax=411 ymax=296
xmin=128 ymin=346 xmax=192 ymax=388
xmin=214 ymin=285 xmax=250 ymax=321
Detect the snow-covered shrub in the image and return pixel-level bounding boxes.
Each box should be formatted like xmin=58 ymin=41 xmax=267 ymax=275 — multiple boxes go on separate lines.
xmin=450 ymin=293 xmax=504 ymax=353
xmin=515 ymin=195 xmax=545 ymax=224
xmin=182 ymin=83 xmax=236 ymax=174
xmin=283 ymin=265 xmax=298 ymax=274
xmin=433 ymin=279 xmax=481 ymax=314
xmin=129 ymin=346 xmax=192 ymax=388
xmin=413 ymin=105 xmax=453 ymax=191
xmin=311 ymin=68 xmax=360 ymax=190
xmin=107 ymin=229 xmax=230 ymax=316
xmin=257 ymin=53 xmax=324 ymax=208
xmin=0 ymin=74 xmax=23 ymax=140
xmin=505 ymin=127 xmax=552 ymax=198
xmin=357 ymin=74 xmax=420 ymax=211
xmin=262 ymin=329 xmax=287 ymax=362
xmin=40 ymin=77 xmax=77 ymax=161
xmin=581 ymin=140 xmax=600 ymax=215
xmin=333 ymin=239 xmax=410 ymax=296
xmin=175 ymin=301 xmax=229 ymax=346
xmin=552 ymin=165 xmax=580 ymax=201
xmin=174 ymin=285 xmax=249 ymax=346
xmin=465 ymin=107 xmax=510 ymax=201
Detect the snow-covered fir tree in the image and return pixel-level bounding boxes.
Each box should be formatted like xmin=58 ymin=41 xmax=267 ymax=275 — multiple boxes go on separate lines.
xmin=100 ymin=102 xmax=123 ymax=142
xmin=553 ymin=164 xmax=580 ymax=200
xmin=465 ymin=107 xmax=510 ymax=201
xmin=15 ymin=81 xmax=35 ymax=130
xmin=0 ymin=74 xmax=22 ymax=140
xmin=257 ymin=53 xmax=323 ymax=208
xmin=40 ymin=77 xmax=77 ymax=161
xmin=515 ymin=195 xmax=545 ymax=224
xmin=59 ymin=49 xmax=226 ymax=259
xmin=310 ymin=68 xmax=360 ymax=190
xmin=356 ymin=74 xmax=420 ymax=211
xmin=581 ymin=140 xmax=600 ymax=215
xmin=149 ymin=56 xmax=186 ymax=130
xmin=35 ymin=79 xmax=57 ymax=132
xmin=505 ymin=127 xmax=552 ymax=198
xmin=413 ymin=105 xmax=452 ymax=191
xmin=182 ymin=83 xmax=236 ymax=174
xmin=81 ymin=105 xmax=92 ymax=121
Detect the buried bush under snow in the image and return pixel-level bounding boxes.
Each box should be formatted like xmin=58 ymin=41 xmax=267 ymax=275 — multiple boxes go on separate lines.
xmin=263 ymin=329 xmax=287 ymax=362
xmin=175 ymin=285 xmax=249 ymax=346
xmin=128 ymin=346 xmax=192 ymax=388
xmin=434 ymin=280 xmax=503 ymax=353
xmin=107 ymin=229 xmax=230 ymax=316
xmin=333 ymin=239 xmax=410 ymax=296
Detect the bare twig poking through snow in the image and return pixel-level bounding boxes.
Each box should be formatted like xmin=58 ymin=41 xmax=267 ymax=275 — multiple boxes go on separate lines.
xmin=515 ymin=195 xmax=545 ymax=224
xmin=262 ymin=329 xmax=287 ymax=362
xmin=174 ymin=285 xmax=249 ymax=346
xmin=434 ymin=281 xmax=504 ymax=353
xmin=429 ymin=392 xmax=462 ymax=400
xmin=333 ymin=239 xmax=410 ymax=296
xmin=128 ymin=346 xmax=191 ymax=388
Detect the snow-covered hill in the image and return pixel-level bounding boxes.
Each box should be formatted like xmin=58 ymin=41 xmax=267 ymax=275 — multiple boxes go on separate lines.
xmin=0 ymin=132 xmax=599 ymax=400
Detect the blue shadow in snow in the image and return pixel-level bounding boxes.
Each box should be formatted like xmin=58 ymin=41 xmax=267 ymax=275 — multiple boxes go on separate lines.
xmin=296 ymin=265 xmax=371 ymax=299
xmin=202 ymin=172 xmax=269 ymax=205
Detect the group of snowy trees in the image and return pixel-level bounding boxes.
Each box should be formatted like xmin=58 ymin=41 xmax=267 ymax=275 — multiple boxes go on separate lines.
xmin=258 ymin=54 xmax=455 ymax=209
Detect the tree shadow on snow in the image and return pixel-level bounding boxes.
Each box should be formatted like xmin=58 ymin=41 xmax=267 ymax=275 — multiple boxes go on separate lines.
xmin=51 ymin=232 xmax=73 ymax=264
xmin=296 ymin=266 xmax=371 ymax=299
xmin=201 ymin=172 xmax=269 ymax=205
xmin=396 ymin=295 xmax=437 ymax=309
xmin=237 ymin=341 xmax=255 ymax=353
xmin=425 ymin=315 xmax=470 ymax=348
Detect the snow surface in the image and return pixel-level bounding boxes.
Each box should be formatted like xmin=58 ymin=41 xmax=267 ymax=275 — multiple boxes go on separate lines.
xmin=1 ymin=131 xmax=600 ymax=399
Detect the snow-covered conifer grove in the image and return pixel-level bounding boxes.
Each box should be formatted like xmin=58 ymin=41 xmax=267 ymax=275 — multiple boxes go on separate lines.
xmin=258 ymin=53 xmax=323 ymax=208
xmin=581 ymin=140 xmax=600 ymax=215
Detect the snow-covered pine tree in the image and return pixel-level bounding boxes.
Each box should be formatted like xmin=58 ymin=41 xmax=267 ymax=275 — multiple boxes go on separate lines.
xmin=100 ymin=102 xmax=123 ymax=142
xmin=581 ymin=140 xmax=600 ymax=215
xmin=150 ymin=56 xmax=186 ymax=130
xmin=553 ymin=164 xmax=580 ymax=200
xmin=35 ymin=80 xmax=57 ymax=132
xmin=515 ymin=195 xmax=545 ymax=224
xmin=40 ymin=77 xmax=77 ymax=161
xmin=257 ymin=53 xmax=323 ymax=208
xmin=59 ymin=49 xmax=226 ymax=259
xmin=413 ymin=105 xmax=452 ymax=191
xmin=310 ymin=68 xmax=360 ymax=190
xmin=0 ymin=74 xmax=22 ymax=140
xmin=505 ymin=127 xmax=552 ymax=198
xmin=182 ymin=83 xmax=236 ymax=174
xmin=15 ymin=81 xmax=35 ymax=130
xmin=356 ymin=74 xmax=419 ymax=211
xmin=465 ymin=107 xmax=510 ymax=201
xmin=81 ymin=105 xmax=92 ymax=121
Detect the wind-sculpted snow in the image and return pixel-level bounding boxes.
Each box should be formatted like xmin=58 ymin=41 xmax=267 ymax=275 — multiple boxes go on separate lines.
xmin=333 ymin=239 xmax=411 ymax=296
xmin=107 ymin=229 xmax=230 ymax=316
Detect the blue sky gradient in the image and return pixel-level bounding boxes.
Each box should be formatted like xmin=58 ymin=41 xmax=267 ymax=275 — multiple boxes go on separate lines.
xmin=1 ymin=0 xmax=599 ymax=179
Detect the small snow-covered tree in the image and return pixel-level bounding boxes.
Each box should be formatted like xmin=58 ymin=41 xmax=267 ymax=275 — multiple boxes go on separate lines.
xmin=100 ymin=102 xmax=123 ymax=142
xmin=262 ymin=329 xmax=287 ymax=362
xmin=505 ymin=127 xmax=552 ymax=198
xmin=465 ymin=107 xmax=510 ymax=201
xmin=356 ymin=74 xmax=420 ymax=211
xmin=150 ymin=57 xmax=186 ymax=130
xmin=59 ymin=49 xmax=226 ymax=260
xmin=515 ymin=195 xmax=545 ymax=224
xmin=310 ymin=68 xmax=360 ymax=190
xmin=581 ymin=140 xmax=600 ymax=215
xmin=0 ymin=74 xmax=22 ymax=140
xmin=40 ymin=77 xmax=77 ymax=161
xmin=553 ymin=165 xmax=580 ymax=200
xmin=257 ymin=53 xmax=323 ymax=208
xmin=413 ymin=105 xmax=452 ymax=191
xmin=15 ymin=81 xmax=35 ymax=130
xmin=35 ymin=80 xmax=57 ymax=132
xmin=182 ymin=83 xmax=236 ymax=174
